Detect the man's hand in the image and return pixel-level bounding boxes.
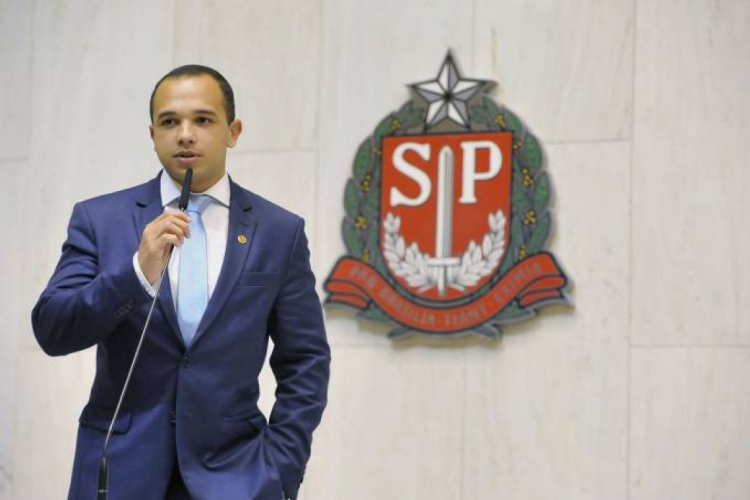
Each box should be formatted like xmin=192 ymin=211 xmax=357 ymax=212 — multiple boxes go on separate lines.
xmin=137 ymin=211 xmax=191 ymax=284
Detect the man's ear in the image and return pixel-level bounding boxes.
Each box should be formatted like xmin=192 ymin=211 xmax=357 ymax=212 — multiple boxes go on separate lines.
xmin=149 ymin=124 xmax=155 ymax=141
xmin=228 ymin=119 xmax=243 ymax=148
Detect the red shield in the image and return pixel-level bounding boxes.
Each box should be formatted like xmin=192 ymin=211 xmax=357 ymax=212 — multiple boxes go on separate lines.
xmin=380 ymin=132 xmax=513 ymax=302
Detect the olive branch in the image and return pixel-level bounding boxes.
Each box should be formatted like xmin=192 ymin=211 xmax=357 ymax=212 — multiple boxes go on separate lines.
xmin=382 ymin=211 xmax=506 ymax=293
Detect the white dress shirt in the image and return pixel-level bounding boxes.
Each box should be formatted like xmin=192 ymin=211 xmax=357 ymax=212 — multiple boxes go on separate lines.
xmin=133 ymin=171 xmax=230 ymax=306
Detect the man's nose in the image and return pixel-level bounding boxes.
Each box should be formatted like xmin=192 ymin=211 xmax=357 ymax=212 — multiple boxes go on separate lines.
xmin=177 ymin=123 xmax=196 ymax=146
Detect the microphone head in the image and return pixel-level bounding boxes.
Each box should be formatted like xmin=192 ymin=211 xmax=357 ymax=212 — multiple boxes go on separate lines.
xmin=179 ymin=168 xmax=193 ymax=210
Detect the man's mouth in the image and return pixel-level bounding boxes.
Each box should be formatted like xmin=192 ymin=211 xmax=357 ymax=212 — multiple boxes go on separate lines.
xmin=174 ymin=151 xmax=200 ymax=164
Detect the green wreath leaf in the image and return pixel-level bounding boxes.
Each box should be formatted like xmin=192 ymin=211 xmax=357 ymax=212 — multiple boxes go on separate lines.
xmin=364 ymin=187 xmax=379 ymax=216
xmin=523 ymin=134 xmax=542 ymax=174
xmin=533 ymin=172 xmax=550 ymax=211
xmin=483 ymin=96 xmax=501 ymax=116
xmin=364 ymin=214 xmax=388 ymax=282
xmin=504 ymin=110 xmax=523 ymax=135
xmin=372 ymin=251 xmax=388 ymax=276
xmin=373 ymin=114 xmax=395 ymax=146
xmin=396 ymin=102 xmax=426 ymax=130
xmin=342 ymin=220 xmax=363 ymax=257
xmin=470 ymin=103 xmax=493 ymax=125
xmin=359 ymin=306 xmax=389 ymax=321
xmin=511 ymin=214 xmax=524 ymax=248
xmin=353 ymin=140 xmax=371 ymax=180
xmin=528 ymin=212 xmax=550 ymax=253
xmin=495 ymin=303 xmax=532 ymax=320
xmin=344 ymin=179 xmax=360 ymax=217
xmin=499 ymin=248 xmax=515 ymax=275
xmin=366 ymin=220 xmax=379 ymax=247
xmin=512 ymin=169 xmax=528 ymax=210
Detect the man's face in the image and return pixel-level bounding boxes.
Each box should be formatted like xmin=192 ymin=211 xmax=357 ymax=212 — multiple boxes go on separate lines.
xmin=150 ymin=75 xmax=242 ymax=192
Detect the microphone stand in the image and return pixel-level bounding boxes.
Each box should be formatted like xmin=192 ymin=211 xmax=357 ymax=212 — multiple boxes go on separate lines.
xmin=97 ymin=168 xmax=192 ymax=500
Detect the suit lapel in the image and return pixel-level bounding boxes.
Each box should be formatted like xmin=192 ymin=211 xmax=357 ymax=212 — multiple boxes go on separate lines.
xmin=189 ymin=177 xmax=256 ymax=349
xmin=133 ymin=173 xmax=184 ymax=347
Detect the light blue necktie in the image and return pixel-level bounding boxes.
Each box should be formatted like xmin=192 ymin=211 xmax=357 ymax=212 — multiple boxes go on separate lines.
xmin=177 ymin=194 xmax=213 ymax=346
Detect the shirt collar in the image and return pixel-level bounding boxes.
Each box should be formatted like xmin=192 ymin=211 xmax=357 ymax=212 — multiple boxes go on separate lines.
xmin=160 ymin=170 xmax=231 ymax=208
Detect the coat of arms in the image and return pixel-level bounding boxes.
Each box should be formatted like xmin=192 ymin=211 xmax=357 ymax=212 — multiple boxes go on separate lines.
xmin=324 ymin=52 xmax=571 ymax=339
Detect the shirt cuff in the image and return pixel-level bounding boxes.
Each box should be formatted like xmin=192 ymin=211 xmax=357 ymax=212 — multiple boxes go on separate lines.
xmin=132 ymin=252 xmax=156 ymax=298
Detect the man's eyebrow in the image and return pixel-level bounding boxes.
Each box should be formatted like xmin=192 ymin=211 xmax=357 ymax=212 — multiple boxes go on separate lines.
xmin=155 ymin=109 xmax=219 ymax=121
xmin=156 ymin=110 xmax=177 ymax=120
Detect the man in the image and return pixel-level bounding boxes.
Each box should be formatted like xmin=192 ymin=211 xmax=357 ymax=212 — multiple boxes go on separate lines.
xmin=31 ymin=65 xmax=330 ymax=500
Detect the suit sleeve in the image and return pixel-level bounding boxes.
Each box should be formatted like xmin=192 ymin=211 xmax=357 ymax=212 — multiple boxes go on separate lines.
xmin=266 ymin=219 xmax=331 ymax=499
xmin=31 ymin=202 xmax=151 ymax=356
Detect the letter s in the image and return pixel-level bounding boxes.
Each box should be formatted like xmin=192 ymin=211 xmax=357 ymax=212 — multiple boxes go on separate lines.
xmin=390 ymin=142 xmax=432 ymax=208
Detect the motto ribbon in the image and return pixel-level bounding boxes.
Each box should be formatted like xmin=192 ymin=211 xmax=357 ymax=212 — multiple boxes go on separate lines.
xmin=324 ymin=252 xmax=568 ymax=334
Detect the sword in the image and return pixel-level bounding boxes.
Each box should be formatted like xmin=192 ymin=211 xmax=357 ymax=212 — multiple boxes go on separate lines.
xmin=427 ymin=146 xmax=460 ymax=296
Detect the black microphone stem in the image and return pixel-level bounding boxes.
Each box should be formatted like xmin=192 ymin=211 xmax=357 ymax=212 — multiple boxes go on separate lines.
xmin=98 ymin=168 xmax=192 ymax=500
xmin=97 ymin=245 xmax=175 ymax=500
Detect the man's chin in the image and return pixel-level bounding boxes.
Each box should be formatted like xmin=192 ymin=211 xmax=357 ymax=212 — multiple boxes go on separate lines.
xmin=164 ymin=165 xmax=197 ymax=183
xmin=163 ymin=165 xmax=223 ymax=192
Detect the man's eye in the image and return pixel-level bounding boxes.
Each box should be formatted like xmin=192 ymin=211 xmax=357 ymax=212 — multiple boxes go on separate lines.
xmin=197 ymin=117 xmax=212 ymax=124
xmin=160 ymin=119 xmax=176 ymax=126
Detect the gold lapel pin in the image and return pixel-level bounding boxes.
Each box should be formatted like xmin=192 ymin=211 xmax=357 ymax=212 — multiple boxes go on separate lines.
xmin=237 ymin=234 xmax=247 ymax=245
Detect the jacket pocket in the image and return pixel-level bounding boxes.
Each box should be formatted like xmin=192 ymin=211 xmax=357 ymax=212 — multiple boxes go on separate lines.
xmin=224 ymin=410 xmax=268 ymax=435
xmin=237 ymin=271 xmax=281 ymax=287
xmin=78 ymin=404 xmax=133 ymax=434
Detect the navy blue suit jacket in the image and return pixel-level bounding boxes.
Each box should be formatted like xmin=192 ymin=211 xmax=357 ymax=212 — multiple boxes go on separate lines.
xmin=32 ymin=173 xmax=330 ymax=500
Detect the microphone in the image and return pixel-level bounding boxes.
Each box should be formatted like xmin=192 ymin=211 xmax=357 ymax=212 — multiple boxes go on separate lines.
xmin=179 ymin=167 xmax=192 ymax=210
xmin=97 ymin=168 xmax=193 ymax=500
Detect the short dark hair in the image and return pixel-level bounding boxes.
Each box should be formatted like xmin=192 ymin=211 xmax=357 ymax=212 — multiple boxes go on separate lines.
xmin=149 ymin=64 xmax=235 ymax=123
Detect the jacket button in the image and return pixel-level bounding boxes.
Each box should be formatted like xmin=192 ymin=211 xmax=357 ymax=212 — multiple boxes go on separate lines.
xmin=181 ymin=356 xmax=190 ymax=368
xmin=169 ymin=410 xmax=176 ymax=424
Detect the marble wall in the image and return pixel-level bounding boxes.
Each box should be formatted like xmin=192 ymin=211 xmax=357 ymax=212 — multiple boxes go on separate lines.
xmin=2 ymin=0 xmax=748 ymax=498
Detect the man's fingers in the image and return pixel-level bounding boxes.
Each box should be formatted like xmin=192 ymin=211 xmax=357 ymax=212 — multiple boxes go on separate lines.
xmin=163 ymin=219 xmax=190 ymax=239
xmin=156 ymin=210 xmax=191 ymax=222
xmin=137 ymin=211 xmax=193 ymax=284
xmin=149 ymin=217 xmax=191 ymax=240
xmin=151 ymin=212 xmax=191 ymax=231
xmin=157 ymin=212 xmax=191 ymax=226
xmin=173 ymin=217 xmax=191 ymax=238
xmin=160 ymin=233 xmax=181 ymax=247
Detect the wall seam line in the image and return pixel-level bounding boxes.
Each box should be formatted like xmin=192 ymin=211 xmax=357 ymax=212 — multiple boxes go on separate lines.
xmin=626 ymin=0 xmax=638 ymax=498
xmin=462 ymin=1 xmax=478 ymax=498
xmin=311 ymin=0 xmax=327 ymax=293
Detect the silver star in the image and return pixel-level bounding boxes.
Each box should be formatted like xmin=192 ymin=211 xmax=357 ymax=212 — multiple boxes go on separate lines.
xmin=410 ymin=52 xmax=491 ymax=129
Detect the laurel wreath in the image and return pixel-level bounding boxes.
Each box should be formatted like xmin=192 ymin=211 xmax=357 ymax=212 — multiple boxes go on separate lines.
xmin=382 ymin=210 xmax=506 ymax=293
xmin=340 ymin=95 xmax=552 ymax=326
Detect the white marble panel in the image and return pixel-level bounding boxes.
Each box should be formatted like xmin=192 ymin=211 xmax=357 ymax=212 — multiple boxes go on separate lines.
xmin=0 ymin=163 xmax=27 ymax=497
xmin=256 ymin=341 xmax=276 ymax=419
xmin=630 ymin=348 xmax=750 ymax=500
xmin=463 ymin=142 xmax=631 ymax=499
xmin=13 ymin=349 xmax=96 ymax=499
xmin=0 ymin=463 xmax=9 ymax=499
xmin=316 ymin=0 xmax=475 ymax=347
xmin=632 ymin=0 xmax=750 ymax=345
xmin=16 ymin=152 xmax=55 ymax=354
xmin=0 ymin=0 xmax=33 ymax=160
xmin=300 ymin=344 xmax=465 ymax=500
xmin=173 ymin=0 xmax=322 ymax=153
xmin=25 ymin=0 xmax=175 ymax=293
xmin=474 ymin=0 xmax=634 ymax=143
